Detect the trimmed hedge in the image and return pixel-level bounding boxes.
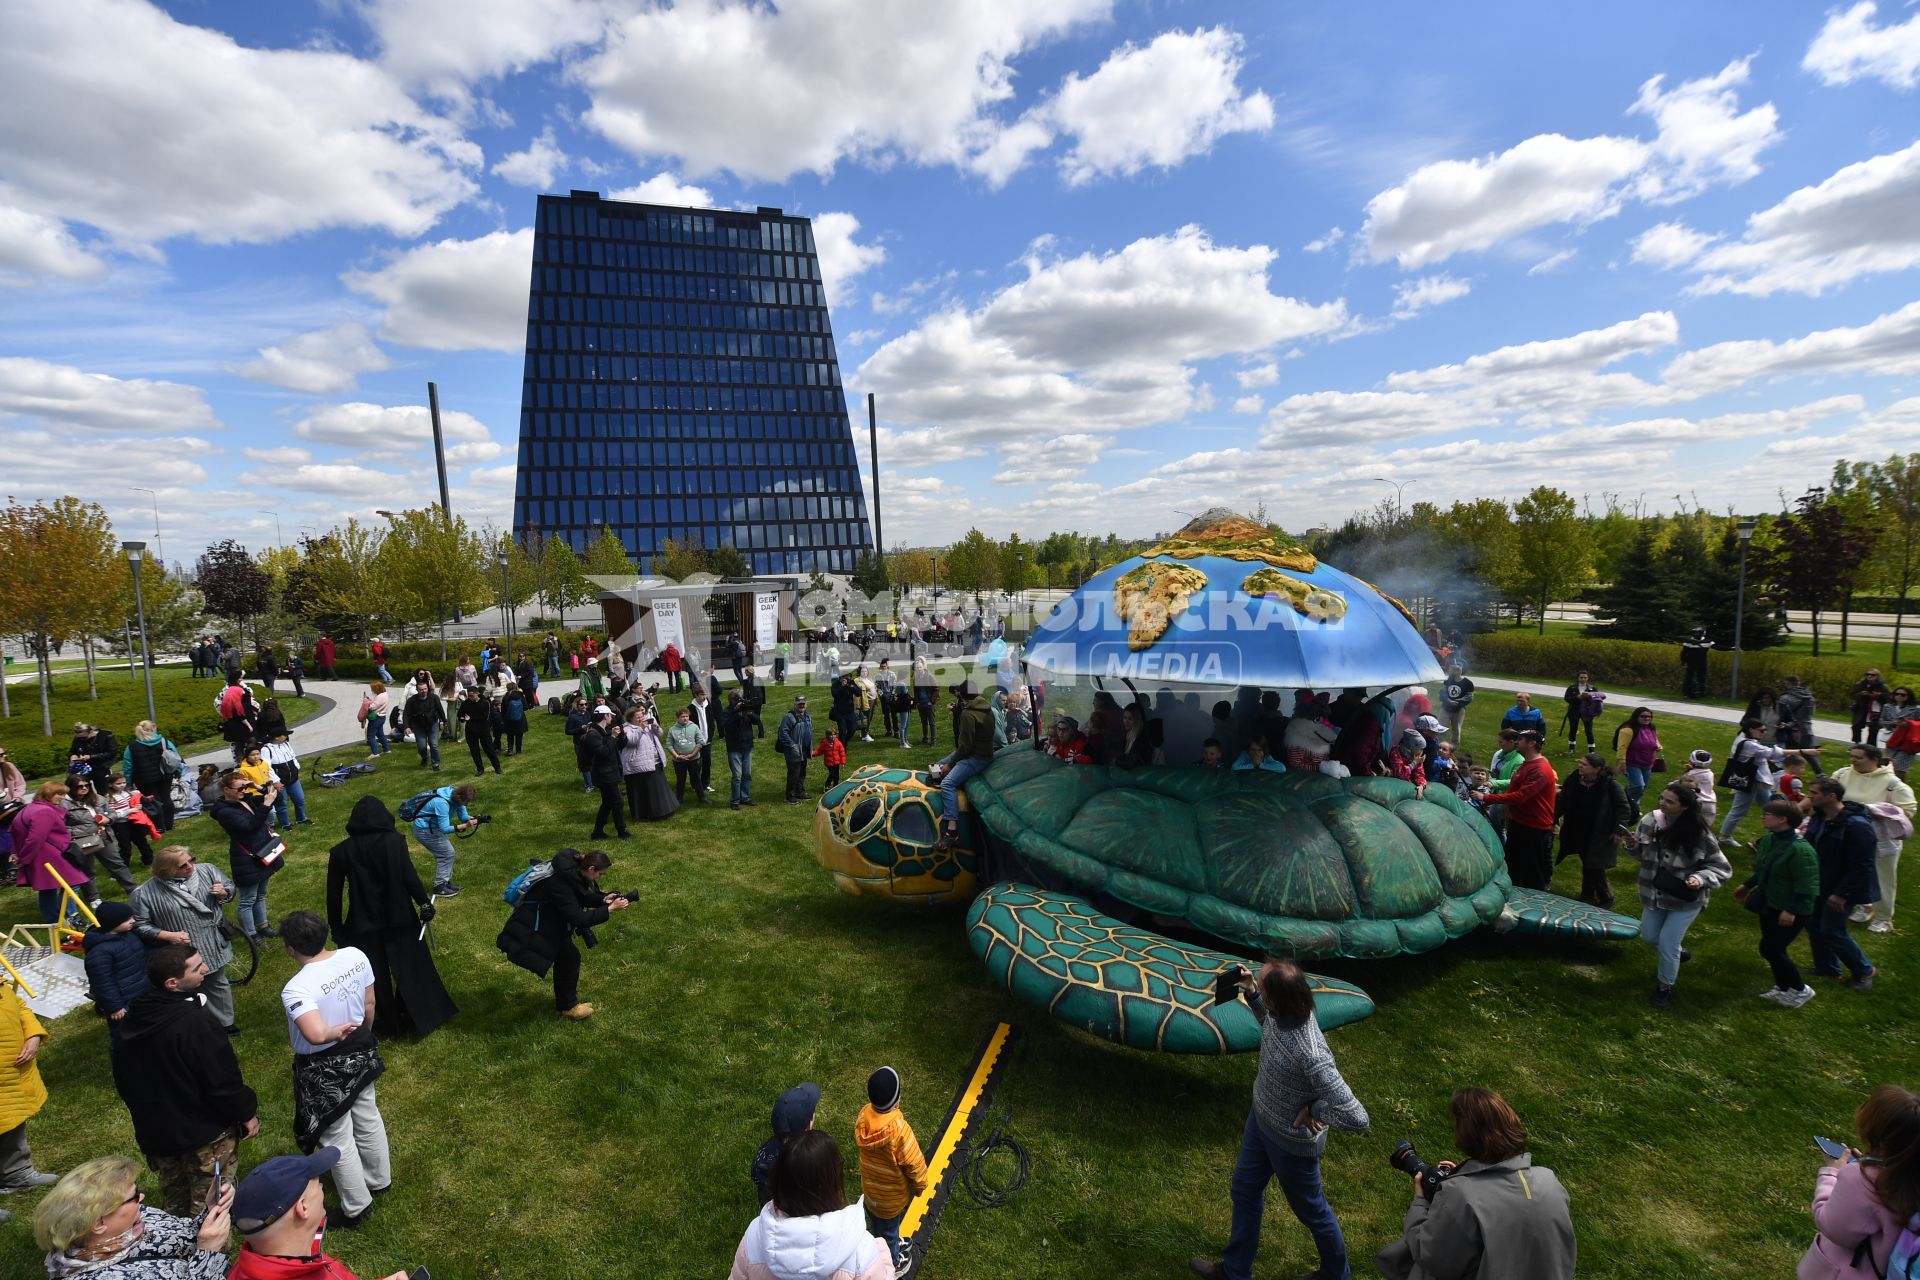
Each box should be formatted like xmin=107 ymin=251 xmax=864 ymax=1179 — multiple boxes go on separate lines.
xmin=1465 ymin=630 xmax=1915 ymax=710
xmin=316 ymin=629 xmax=603 ymax=681
xmin=0 ymin=675 xmax=313 ymax=783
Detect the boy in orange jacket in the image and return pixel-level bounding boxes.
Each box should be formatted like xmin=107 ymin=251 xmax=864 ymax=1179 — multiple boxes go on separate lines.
xmin=814 ymin=726 xmax=847 ymax=787
xmin=856 ymin=1065 xmax=926 ymax=1276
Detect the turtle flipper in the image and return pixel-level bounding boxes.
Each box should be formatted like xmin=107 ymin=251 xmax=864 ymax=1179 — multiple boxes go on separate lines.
xmin=965 ymin=882 xmax=1374 ymax=1053
xmin=1497 ymin=886 xmax=1639 ymax=941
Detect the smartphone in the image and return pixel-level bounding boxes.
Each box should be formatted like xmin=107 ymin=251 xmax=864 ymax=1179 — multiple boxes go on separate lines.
xmin=200 ymin=1159 xmax=223 ymax=1220
xmin=1814 ymin=1135 xmax=1851 ymax=1161
xmin=1212 ymin=967 xmax=1247 ymax=1006
xmin=410 ymin=1269 xmax=431 ymax=1280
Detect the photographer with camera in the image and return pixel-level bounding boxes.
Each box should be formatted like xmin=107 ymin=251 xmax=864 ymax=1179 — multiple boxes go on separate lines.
xmin=495 ymin=849 xmax=631 ymax=1021
xmin=1191 ymin=959 xmax=1369 ymax=1280
xmin=409 ymin=782 xmax=480 ymax=899
xmin=1373 ymin=1088 xmax=1574 ymax=1280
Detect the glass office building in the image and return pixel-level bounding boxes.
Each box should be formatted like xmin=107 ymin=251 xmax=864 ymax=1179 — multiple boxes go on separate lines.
xmin=511 ymin=190 xmax=873 ymax=574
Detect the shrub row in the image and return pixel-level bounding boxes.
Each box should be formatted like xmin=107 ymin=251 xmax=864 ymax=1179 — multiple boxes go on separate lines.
xmin=1464 ymin=630 xmax=1914 ymax=711
xmin=0 ymin=676 xmax=306 ymax=783
xmin=304 ymin=629 xmax=604 ymax=682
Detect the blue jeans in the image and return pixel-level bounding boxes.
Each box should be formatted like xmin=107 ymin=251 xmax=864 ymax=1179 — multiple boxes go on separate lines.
xmin=545 ymin=654 xmax=561 ymax=676
xmin=936 ymin=754 xmax=988 ymax=824
xmin=1808 ymin=904 xmax=1874 ymax=978
xmin=415 ymin=723 xmax=442 ymax=767
xmin=898 ymin=708 xmax=911 ymax=747
xmin=366 ymin=718 xmax=389 ymax=754
xmin=418 ymin=829 xmax=457 ymax=887
xmin=1623 ymin=765 xmax=1651 ymax=809
xmin=272 ymin=780 xmax=307 ymax=826
xmin=1224 ymin=1109 xmax=1349 ymax=1280
xmin=376 ymin=663 xmax=393 ymax=682
xmin=235 ymin=881 xmax=268 ymax=935
xmin=728 ymin=749 xmax=752 ymax=805
xmin=865 ymin=1205 xmax=906 ymax=1268
xmin=1718 ymin=783 xmax=1773 ymax=840
xmin=1638 ymin=902 xmax=1703 ymax=987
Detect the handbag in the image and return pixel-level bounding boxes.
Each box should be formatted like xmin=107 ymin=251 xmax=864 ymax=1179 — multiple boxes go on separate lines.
xmin=1652 ymin=866 xmax=1702 ymax=901
xmin=1651 ymin=755 xmax=1668 ymax=774
xmin=1719 ymin=751 xmax=1758 ymax=792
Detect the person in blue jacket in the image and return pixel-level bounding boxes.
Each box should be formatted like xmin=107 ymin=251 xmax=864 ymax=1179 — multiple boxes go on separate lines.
xmin=412 ymin=783 xmax=478 ymax=900
xmin=1499 ymin=693 xmax=1546 ymax=739
xmin=80 ymin=901 xmax=150 ymax=1045
xmin=1232 ymin=735 xmax=1289 ymax=774
xmin=1805 ymin=775 xmax=1883 ymax=992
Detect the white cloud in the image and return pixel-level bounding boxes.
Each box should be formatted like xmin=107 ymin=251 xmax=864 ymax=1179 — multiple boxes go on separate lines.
xmin=491 ymin=127 xmax=569 ymax=188
xmin=1231 ymin=395 xmax=1265 ymax=414
xmin=464 ymin=463 xmax=519 ymax=490
xmin=1628 ymin=57 xmax=1781 ymax=202
xmin=1805 ymin=2 xmax=1920 ymax=90
xmin=291 ymin=401 xmax=496 ymax=460
xmin=1361 ymin=133 xmax=1648 ymax=267
xmin=1044 ymin=27 xmax=1275 ymax=186
xmin=605 ymin=173 xmax=716 ymax=207
xmin=869 ymin=426 xmax=989 ymax=466
xmin=1303 ymin=227 xmax=1344 ymax=253
xmin=1 ymin=0 xmax=479 ymax=249
xmin=1662 ymin=300 xmax=1920 ymax=395
xmin=812 ymin=212 xmax=887 ymax=308
xmin=0 ymin=428 xmax=213 ymax=497
xmin=0 ymin=205 xmax=108 ymax=285
xmin=1361 ymin=58 xmax=1774 ymax=266
xmin=236 ymin=321 xmax=392 ymax=394
xmin=1631 ymin=221 xmax=1717 ymax=269
xmin=0 ymin=357 xmax=221 ymax=433
xmin=1680 ymin=140 xmax=1920 ymax=296
xmin=343 ymin=228 xmax=533 ymax=352
xmin=1262 ymin=389 xmax=1481 ymax=446
xmin=1391 ymin=273 xmax=1472 ymax=318
xmin=361 ymin=0 xmax=612 ymax=101
xmin=240 ymin=460 xmax=412 ymax=496
xmin=577 ymin=0 xmax=1109 ymax=181
xmin=859 ymin=226 xmax=1346 ymax=440
xmin=1389 ymin=311 xmax=1679 ymax=391
xmin=242 ymin=446 xmax=313 ymax=468
xmin=968 ymin=119 xmax=1055 ymax=187
xmin=1235 ymin=363 xmax=1280 ymax=389
xmin=991 ymin=432 xmax=1111 ymax=483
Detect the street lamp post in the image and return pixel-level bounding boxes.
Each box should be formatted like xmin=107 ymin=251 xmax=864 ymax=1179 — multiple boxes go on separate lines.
xmin=1371 ymin=476 xmax=1411 ymax=522
xmin=1730 ymin=518 xmax=1757 ymax=699
xmin=131 ymin=487 xmax=163 ymax=566
xmin=123 ymin=541 xmax=157 ymax=724
xmin=258 ymin=510 xmax=283 ymax=549
xmin=497 ymin=552 xmax=516 ymax=657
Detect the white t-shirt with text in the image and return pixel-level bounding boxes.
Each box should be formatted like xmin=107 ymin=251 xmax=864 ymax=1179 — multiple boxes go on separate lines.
xmin=279 ymin=947 xmax=374 ymax=1055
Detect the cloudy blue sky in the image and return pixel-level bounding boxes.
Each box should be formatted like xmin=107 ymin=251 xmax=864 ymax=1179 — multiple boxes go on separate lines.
xmin=4 ymin=0 xmax=1919 ymax=564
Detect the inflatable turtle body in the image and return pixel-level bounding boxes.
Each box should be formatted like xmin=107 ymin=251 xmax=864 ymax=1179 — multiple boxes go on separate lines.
xmin=816 ymin=750 xmax=1637 ymax=1053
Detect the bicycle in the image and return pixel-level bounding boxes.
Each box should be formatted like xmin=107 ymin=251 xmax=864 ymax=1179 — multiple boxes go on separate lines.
xmin=216 ymin=899 xmax=259 ymax=986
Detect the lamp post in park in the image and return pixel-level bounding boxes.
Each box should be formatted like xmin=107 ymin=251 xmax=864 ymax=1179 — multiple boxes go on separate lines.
xmin=1730 ymin=518 xmax=1758 ymax=699
xmin=123 ymin=541 xmax=157 ymax=725
xmin=497 ymin=551 xmax=516 ymax=657
xmin=1372 ymin=476 xmax=1411 ymax=523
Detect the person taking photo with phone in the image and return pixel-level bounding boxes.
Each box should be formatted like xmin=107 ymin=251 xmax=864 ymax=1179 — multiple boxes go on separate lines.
xmin=1800 ymin=1084 xmax=1920 ymax=1278
xmin=32 ymin=1154 xmax=234 ymax=1280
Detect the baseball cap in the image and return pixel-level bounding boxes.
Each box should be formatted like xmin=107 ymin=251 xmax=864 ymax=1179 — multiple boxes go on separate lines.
xmin=232 ymin=1148 xmax=341 ymax=1234
xmin=771 ymin=1082 xmax=821 ymax=1136
xmin=593 ymin=704 xmax=613 ymax=716
xmin=1415 ymin=714 xmax=1445 ymax=735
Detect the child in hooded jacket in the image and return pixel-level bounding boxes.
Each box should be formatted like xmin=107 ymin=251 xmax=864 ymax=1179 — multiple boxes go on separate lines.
xmin=814 ymin=727 xmax=847 ymax=787
xmin=855 ymin=1066 xmax=927 ymax=1274
xmin=1682 ymin=749 xmax=1719 ymax=823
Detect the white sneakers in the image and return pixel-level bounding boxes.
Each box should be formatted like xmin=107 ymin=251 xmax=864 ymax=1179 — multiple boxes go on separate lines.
xmin=1761 ymin=985 xmax=1819 ymax=1008
xmin=1868 ymin=919 xmax=1894 ymax=933
xmin=1851 ymin=905 xmax=1873 ymax=923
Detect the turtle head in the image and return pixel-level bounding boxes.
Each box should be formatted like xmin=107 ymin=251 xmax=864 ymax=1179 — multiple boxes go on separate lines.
xmin=813 ymin=764 xmax=981 ymax=905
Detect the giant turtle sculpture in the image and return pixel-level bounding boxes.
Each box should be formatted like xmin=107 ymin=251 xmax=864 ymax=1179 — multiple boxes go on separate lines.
xmin=814 ymin=752 xmax=1638 ymax=1054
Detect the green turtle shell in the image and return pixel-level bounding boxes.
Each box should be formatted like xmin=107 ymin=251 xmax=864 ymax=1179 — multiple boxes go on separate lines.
xmin=965 ymin=750 xmax=1511 ymax=959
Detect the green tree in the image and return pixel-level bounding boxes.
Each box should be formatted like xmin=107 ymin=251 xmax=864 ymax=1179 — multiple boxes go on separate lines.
xmin=1762 ymin=486 xmax=1869 ymax=656
xmin=1497 ymin=487 xmax=1591 ymax=634
xmin=850 ymin=551 xmax=889 ymax=597
xmin=1586 ymin=524 xmax=1683 ymax=641
xmin=542 ymin=533 xmax=593 ymax=628
xmin=1827 ymin=462 xmax=1884 ymax=653
xmin=708 ymin=545 xmax=750 ymax=577
xmin=998 ymin=533 xmax=1031 ymax=597
xmin=292 ymin=521 xmax=394 ymax=642
xmin=0 ymin=497 xmax=121 ymax=735
xmin=886 ymin=549 xmax=933 ymax=591
xmin=582 ymin=526 xmax=637 ymax=582
xmin=1699 ymin=521 xmax=1785 ymax=652
xmin=1861 ymin=455 xmax=1920 ymax=667
xmin=655 ymin=537 xmax=708 ymax=582
xmin=943 ymin=528 xmax=999 ymax=593
xmin=380 ymin=508 xmax=488 ymax=659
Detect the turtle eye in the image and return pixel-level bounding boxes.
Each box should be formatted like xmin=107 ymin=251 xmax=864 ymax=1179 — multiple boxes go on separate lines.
xmin=889 ymin=803 xmax=936 ymax=846
xmin=848 ymin=796 xmax=883 ymax=836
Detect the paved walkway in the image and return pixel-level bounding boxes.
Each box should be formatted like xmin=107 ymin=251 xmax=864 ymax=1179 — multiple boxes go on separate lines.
xmin=1482 ymin=676 xmax=1852 ymax=746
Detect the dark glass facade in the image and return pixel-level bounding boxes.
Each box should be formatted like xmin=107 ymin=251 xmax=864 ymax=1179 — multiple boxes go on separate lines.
xmin=511 ymin=191 xmax=873 ymax=574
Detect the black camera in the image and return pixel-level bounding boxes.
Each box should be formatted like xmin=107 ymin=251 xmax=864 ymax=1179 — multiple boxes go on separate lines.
xmin=1389 ymin=1141 xmax=1453 ymax=1197
xmin=473 ymin=814 xmax=493 ymax=825
xmin=616 ymin=888 xmax=639 ymax=903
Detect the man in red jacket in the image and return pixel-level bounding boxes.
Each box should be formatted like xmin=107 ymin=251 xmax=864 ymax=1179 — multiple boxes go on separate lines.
xmin=313 ymin=636 xmax=336 ymax=680
xmin=229 ymin=1149 xmax=411 ymax=1280
xmin=1478 ymin=730 xmax=1559 ymax=891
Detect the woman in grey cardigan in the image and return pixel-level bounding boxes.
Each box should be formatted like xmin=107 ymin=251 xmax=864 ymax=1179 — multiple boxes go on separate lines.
xmin=129 ymin=845 xmax=238 ymax=1031
xmin=1630 ymin=782 xmax=1733 ymax=1011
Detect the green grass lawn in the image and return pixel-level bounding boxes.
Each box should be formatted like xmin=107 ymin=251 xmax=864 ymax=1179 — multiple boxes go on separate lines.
xmin=1531 ymin=617 xmax=1917 ymax=670
xmin=0 ymin=667 xmax=318 ymax=782
xmin=1 ymin=683 xmax=1908 ymax=1279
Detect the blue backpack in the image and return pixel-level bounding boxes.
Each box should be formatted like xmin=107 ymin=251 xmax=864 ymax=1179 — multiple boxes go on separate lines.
xmin=503 ymin=859 xmax=553 ymax=906
xmin=397 ymin=789 xmax=443 ymax=823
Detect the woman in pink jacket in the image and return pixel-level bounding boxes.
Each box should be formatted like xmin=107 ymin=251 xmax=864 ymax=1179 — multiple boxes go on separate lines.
xmin=1801 ymin=1084 xmax=1920 ymax=1278
xmin=11 ymin=781 xmax=91 ymax=922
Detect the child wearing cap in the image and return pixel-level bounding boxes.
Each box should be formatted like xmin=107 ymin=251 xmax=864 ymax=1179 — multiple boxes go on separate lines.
xmin=750 ymin=1082 xmax=820 ymax=1206
xmin=1682 ymin=749 xmax=1718 ymax=823
xmin=854 ymin=1065 xmax=927 ymax=1275
xmin=229 ymin=1147 xmax=412 ymax=1279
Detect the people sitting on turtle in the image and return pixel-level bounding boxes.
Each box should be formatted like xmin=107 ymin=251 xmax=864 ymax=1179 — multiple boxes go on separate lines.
xmin=1232 ymin=734 xmax=1287 ymax=774
xmin=1041 ymin=716 xmax=1092 ymax=764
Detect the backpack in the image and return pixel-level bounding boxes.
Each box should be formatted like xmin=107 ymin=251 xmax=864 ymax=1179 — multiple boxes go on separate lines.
xmin=397 ymin=788 xmax=444 ymax=823
xmin=504 ymin=859 xmax=553 ymax=905
xmin=1887 ymin=1212 xmax=1920 ymax=1279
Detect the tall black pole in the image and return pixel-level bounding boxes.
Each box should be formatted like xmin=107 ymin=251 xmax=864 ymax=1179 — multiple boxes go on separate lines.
xmin=867 ymin=392 xmax=883 ymax=562
xmin=427 ymin=382 xmax=453 ymax=520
